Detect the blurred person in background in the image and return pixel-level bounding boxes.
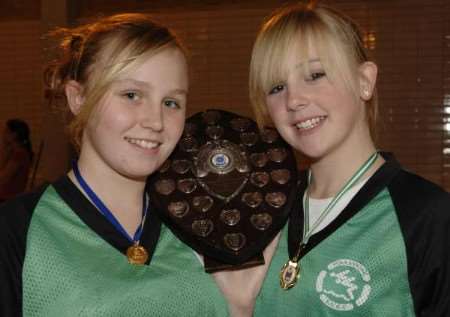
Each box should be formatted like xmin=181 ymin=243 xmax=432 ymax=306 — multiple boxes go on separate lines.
xmin=0 ymin=118 xmax=33 ymax=202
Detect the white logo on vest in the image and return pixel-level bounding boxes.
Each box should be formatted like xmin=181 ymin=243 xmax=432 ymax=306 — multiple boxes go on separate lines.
xmin=316 ymin=259 xmax=371 ymax=311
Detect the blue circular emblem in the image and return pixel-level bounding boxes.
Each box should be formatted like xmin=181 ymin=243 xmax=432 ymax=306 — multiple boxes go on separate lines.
xmin=211 ymin=153 xmax=230 ymax=169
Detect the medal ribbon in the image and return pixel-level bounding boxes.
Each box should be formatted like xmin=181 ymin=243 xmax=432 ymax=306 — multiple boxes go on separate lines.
xmin=293 ymin=151 xmax=379 ymax=261
xmin=72 ymin=161 xmax=148 ymax=244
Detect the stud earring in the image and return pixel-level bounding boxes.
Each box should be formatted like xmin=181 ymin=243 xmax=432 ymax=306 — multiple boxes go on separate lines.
xmin=363 ymin=87 xmax=370 ymax=98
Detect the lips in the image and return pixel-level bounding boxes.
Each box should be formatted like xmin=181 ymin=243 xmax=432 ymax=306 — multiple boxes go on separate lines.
xmin=295 ymin=116 xmax=326 ymax=131
xmin=124 ymin=136 xmax=161 ymax=149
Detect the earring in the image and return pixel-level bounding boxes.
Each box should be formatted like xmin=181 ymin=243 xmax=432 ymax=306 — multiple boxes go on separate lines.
xmin=363 ymin=87 xmax=370 ymax=98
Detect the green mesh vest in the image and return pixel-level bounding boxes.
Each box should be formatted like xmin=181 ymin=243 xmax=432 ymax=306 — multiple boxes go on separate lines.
xmin=254 ymin=189 xmax=415 ymax=316
xmin=22 ymin=185 xmax=229 ymax=316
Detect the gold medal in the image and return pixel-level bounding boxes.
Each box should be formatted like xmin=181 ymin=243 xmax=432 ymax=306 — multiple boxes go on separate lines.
xmin=126 ymin=242 xmax=149 ymax=265
xmin=280 ymin=259 xmax=300 ymax=290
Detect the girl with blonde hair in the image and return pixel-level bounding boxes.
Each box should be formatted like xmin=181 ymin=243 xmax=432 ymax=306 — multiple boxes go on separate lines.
xmin=0 ymin=13 xmax=229 ymax=316
xmin=250 ymin=2 xmax=450 ymax=316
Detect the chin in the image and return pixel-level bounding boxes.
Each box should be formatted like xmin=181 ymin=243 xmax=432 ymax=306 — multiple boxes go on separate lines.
xmin=143 ymin=162 xmax=164 ymax=176
xmin=123 ymin=162 xmax=162 ymax=180
xmin=294 ymin=144 xmax=327 ymax=161
xmin=125 ymin=171 xmax=153 ymax=182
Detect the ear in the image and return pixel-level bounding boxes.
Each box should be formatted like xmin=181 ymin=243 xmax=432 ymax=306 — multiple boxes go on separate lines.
xmin=358 ymin=61 xmax=378 ymax=101
xmin=65 ymin=80 xmax=85 ymax=115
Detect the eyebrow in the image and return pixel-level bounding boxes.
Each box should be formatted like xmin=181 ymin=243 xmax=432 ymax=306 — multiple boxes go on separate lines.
xmin=170 ymin=89 xmax=189 ymax=96
xmin=114 ymin=78 xmax=188 ymax=95
xmin=294 ymin=58 xmax=322 ymax=69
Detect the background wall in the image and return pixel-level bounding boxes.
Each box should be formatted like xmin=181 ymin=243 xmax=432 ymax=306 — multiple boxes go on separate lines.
xmin=0 ymin=0 xmax=449 ymax=191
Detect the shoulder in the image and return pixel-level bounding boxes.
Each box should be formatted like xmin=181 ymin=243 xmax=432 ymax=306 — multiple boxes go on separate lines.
xmin=0 ymin=183 xmax=49 ymax=246
xmin=387 ymin=168 xmax=450 ymax=245
xmin=0 ymin=184 xmax=49 ymax=316
xmin=388 ymin=169 xmax=450 ymax=220
xmin=0 ymin=183 xmax=50 ymax=279
xmin=379 ymin=162 xmax=450 ymax=314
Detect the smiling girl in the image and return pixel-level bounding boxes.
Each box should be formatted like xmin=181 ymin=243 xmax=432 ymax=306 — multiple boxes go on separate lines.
xmin=0 ymin=13 xmax=229 ymax=316
xmin=249 ymin=2 xmax=450 ymax=316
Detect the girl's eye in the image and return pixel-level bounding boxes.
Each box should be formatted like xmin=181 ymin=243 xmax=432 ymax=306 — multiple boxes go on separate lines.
xmin=122 ymin=91 xmax=140 ymax=101
xmin=306 ymin=71 xmax=326 ymax=82
xmin=268 ymin=84 xmax=285 ymax=95
xmin=164 ymin=99 xmax=180 ymax=109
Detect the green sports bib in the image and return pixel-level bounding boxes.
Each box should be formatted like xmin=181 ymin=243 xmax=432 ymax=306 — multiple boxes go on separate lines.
xmin=255 ymin=189 xmax=415 ymax=316
xmin=23 ymin=185 xmax=229 ymax=317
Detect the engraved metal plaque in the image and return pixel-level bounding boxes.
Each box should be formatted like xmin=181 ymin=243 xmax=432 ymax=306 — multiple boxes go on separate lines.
xmin=155 ymin=179 xmax=176 ymax=195
xmin=250 ymin=152 xmax=269 ymax=168
xmin=206 ymin=125 xmax=224 ymax=140
xmin=265 ymin=192 xmax=287 ymax=208
xmin=192 ymin=219 xmax=214 ymax=237
xmin=268 ymin=148 xmax=287 ymax=163
xmin=240 ymin=132 xmax=258 ymax=147
xmin=261 ymin=128 xmax=279 ymax=143
xmin=241 ymin=191 xmax=263 ymax=208
xmin=168 ymin=200 xmax=190 ymax=218
xmin=230 ymin=117 xmax=251 ymax=132
xmin=270 ymin=169 xmax=291 ymax=185
xmin=250 ymin=172 xmax=270 ymax=188
xmin=236 ymin=161 xmax=251 ymax=173
xmin=224 ymin=233 xmax=247 ymax=251
xmin=250 ymin=213 xmax=273 ymax=231
xmin=172 ymin=159 xmax=191 ymax=174
xmin=220 ymin=209 xmax=241 ymax=226
xmin=192 ymin=195 xmax=214 ymax=213
xmin=177 ymin=178 xmax=197 ymax=194
xmin=180 ymin=137 xmax=199 ymax=153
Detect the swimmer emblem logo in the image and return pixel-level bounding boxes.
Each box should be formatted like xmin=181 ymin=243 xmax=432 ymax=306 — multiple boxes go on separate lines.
xmin=316 ymin=259 xmax=371 ymax=311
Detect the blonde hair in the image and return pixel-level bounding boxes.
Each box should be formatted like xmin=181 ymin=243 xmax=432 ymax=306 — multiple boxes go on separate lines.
xmin=45 ymin=13 xmax=187 ymax=150
xmin=249 ymin=2 xmax=378 ymax=140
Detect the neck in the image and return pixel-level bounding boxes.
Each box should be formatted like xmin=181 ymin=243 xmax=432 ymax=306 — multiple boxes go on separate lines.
xmin=307 ymin=138 xmax=383 ymax=199
xmin=69 ymin=154 xmax=146 ymax=236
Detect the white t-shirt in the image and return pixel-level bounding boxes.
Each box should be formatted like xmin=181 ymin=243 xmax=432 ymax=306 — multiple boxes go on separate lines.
xmin=306 ymin=178 xmax=369 ymax=235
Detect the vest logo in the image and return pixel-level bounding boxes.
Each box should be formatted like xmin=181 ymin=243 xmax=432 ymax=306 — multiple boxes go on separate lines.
xmin=316 ymin=259 xmax=371 ymax=311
